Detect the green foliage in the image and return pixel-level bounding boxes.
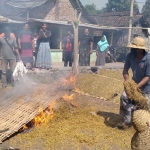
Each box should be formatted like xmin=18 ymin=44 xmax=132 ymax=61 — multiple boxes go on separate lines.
xmin=84 ymin=3 xmax=100 ymax=15
xmin=101 ymin=0 xmax=139 ymax=12
xmin=74 ymin=20 xmax=79 ymax=28
xmin=142 ymin=0 xmax=150 ymax=18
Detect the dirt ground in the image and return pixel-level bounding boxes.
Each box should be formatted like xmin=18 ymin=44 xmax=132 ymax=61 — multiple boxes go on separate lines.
xmin=0 ymin=69 xmax=135 ymax=150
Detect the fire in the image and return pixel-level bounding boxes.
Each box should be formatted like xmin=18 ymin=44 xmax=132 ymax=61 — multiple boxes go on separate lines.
xmin=62 ymin=94 xmax=74 ymax=101
xmin=62 ymin=94 xmax=78 ymax=107
xmin=19 ymin=124 xmax=28 ymax=132
xmin=69 ymin=76 xmax=76 ymax=86
xmin=74 ymin=88 xmax=80 ymax=93
xmin=22 ymin=125 xmax=28 ymax=130
xmin=61 ymin=75 xmax=76 ymax=89
xmin=32 ymin=100 xmax=56 ymax=126
xmin=32 ymin=107 xmax=48 ymax=126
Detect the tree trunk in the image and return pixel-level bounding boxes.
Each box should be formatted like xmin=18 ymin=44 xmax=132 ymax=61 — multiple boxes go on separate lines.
xmin=71 ymin=11 xmax=82 ymax=75
xmin=73 ymin=27 xmax=78 ymax=75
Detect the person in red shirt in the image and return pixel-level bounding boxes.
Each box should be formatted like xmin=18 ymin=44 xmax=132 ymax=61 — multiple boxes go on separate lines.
xmin=62 ymin=36 xmax=74 ymax=67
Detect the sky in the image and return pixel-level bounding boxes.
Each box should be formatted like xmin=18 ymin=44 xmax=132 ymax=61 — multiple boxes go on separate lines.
xmin=80 ymin=0 xmax=146 ymax=12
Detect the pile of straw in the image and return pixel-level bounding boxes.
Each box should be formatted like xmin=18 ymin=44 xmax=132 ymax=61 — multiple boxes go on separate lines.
xmin=5 ymin=95 xmax=134 ymax=150
xmin=77 ymin=73 xmax=123 ymax=102
xmin=124 ymin=79 xmax=148 ymax=110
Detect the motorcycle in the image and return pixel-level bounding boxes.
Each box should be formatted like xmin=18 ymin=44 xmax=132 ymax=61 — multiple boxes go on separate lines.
xmin=106 ymin=46 xmax=116 ymax=63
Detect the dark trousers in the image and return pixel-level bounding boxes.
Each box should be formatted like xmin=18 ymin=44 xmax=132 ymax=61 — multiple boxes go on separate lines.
xmin=63 ymin=51 xmax=73 ymax=67
xmin=1 ymin=59 xmax=15 ymax=87
xmin=64 ymin=61 xmax=72 ymax=67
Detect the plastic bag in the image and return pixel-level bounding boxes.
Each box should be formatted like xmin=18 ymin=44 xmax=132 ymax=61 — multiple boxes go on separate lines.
xmin=13 ymin=61 xmax=28 ymax=81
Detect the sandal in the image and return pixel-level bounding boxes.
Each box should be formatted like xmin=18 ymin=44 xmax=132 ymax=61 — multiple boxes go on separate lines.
xmin=117 ymin=122 xmax=132 ymax=130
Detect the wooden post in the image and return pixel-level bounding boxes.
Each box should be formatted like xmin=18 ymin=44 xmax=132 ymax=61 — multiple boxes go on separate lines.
xmin=60 ymin=27 xmax=62 ymax=49
xmin=128 ymin=0 xmax=134 ymax=44
xmin=110 ymin=32 xmax=114 ymax=45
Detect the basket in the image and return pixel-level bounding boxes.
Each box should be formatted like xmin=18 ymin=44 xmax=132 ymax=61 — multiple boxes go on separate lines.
xmin=131 ymin=129 xmax=150 ymax=150
xmin=132 ymin=110 xmax=150 ymax=132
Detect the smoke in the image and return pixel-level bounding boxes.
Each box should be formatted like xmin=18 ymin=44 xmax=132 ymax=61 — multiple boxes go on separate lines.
xmin=1 ymin=74 xmax=37 ymax=101
xmin=0 ymin=68 xmax=75 ymax=102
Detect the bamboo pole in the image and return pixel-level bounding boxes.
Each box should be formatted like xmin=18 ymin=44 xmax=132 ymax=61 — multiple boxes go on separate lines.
xmin=127 ymin=0 xmax=134 ymax=44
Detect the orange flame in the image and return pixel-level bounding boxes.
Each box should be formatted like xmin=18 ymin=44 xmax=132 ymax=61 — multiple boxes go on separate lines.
xmin=32 ymin=100 xmax=56 ymax=126
xmin=19 ymin=124 xmax=28 ymax=132
xmin=62 ymin=94 xmax=78 ymax=107
xmin=62 ymin=94 xmax=74 ymax=101
xmin=74 ymin=88 xmax=80 ymax=93
xmin=61 ymin=75 xmax=76 ymax=88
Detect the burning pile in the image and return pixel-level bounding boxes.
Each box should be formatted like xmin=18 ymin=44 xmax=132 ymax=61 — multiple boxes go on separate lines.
xmin=124 ymin=79 xmax=148 ymax=110
xmin=19 ymin=75 xmax=78 ymax=131
xmin=2 ymin=70 xmax=136 ymax=150
xmin=60 ymin=75 xmax=76 ymax=90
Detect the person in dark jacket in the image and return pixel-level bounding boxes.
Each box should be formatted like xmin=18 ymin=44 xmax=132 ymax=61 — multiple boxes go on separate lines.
xmin=79 ymin=29 xmax=93 ymax=66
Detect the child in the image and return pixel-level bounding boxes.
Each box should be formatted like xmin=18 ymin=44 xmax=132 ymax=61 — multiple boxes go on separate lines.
xmin=62 ymin=36 xmax=74 ymax=67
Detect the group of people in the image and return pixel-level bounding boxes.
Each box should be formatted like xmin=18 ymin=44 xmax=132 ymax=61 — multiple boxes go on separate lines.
xmin=0 ymin=25 xmax=111 ymax=88
xmin=0 ymin=23 xmax=52 ymax=88
xmin=1 ymin=22 xmax=150 ymax=132
xmin=63 ymin=28 xmax=109 ymax=67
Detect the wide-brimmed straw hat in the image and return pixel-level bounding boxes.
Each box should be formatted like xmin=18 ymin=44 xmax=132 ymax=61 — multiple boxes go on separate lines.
xmin=127 ymin=37 xmax=148 ymax=50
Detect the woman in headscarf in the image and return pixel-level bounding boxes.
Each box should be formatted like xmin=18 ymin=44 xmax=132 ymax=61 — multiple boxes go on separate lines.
xmin=95 ymin=35 xmax=109 ymax=66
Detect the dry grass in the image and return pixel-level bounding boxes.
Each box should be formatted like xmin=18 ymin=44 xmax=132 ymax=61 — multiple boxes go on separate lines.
xmin=77 ymin=75 xmax=122 ymax=103
xmin=124 ymin=79 xmax=148 ymax=110
xmin=97 ymin=69 xmax=124 ymax=81
xmin=76 ymin=69 xmax=133 ymax=103
xmin=5 ymin=99 xmax=134 ymax=150
xmin=2 ymin=69 xmax=135 ymax=150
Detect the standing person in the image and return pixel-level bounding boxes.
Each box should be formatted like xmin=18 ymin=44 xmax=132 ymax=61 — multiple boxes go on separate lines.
xmin=62 ymin=35 xmax=74 ymax=67
xmin=0 ymin=31 xmax=16 ymax=41
xmin=18 ymin=23 xmax=34 ymax=70
xmin=79 ymin=29 xmax=93 ymax=66
xmin=33 ymin=30 xmax=39 ymax=67
xmin=95 ymin=35 xmax=109 ymax=66
xmin=36 ymin=23 xmax=52 ymax=70
xmin=118 ymin=37 xmax=150 ymax=129
xmin=0 ymin=27 xmax=21 ymax=88
xmin=67 ymin=31 xmax=74 ymax=40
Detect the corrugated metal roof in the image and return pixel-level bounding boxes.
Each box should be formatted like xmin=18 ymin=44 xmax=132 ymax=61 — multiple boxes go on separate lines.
xmin=27 ymin=18 xmax=118 ymax=30
xmin=7 ymin=0 xmax=47 ymax=8
xmin=27 ymin=18 xmax=150 ymax=30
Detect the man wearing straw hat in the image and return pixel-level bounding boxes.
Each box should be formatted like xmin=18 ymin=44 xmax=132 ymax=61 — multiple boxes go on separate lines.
xmin=118 ymin=37 xmax=150 ymax=129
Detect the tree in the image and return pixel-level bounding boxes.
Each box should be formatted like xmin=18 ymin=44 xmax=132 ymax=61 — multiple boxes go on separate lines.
xmin=142 ymin=0 xmax=150 ymax=18
xmin=68 ymin=10 xmax=82 ymax=75
xmin=101 ymin=0 xmax=139 ymax=12
xmin=84 ymin=3 xmax=100 ymax=15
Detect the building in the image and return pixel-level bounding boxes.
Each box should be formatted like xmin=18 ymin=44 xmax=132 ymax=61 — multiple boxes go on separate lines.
xmin=91 ymin=11 xmax=146 ymax=46
xmin=0 ymin=0 xmax=147 ymax=64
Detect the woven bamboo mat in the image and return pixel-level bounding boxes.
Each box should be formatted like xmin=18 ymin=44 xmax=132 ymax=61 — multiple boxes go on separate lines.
xmin=0 ymin=84 xmax=65 ymax=143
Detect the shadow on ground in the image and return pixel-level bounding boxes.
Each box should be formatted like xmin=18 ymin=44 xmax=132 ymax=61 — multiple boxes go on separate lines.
xmin=97 ymin=111 xmax=121 ymax=128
